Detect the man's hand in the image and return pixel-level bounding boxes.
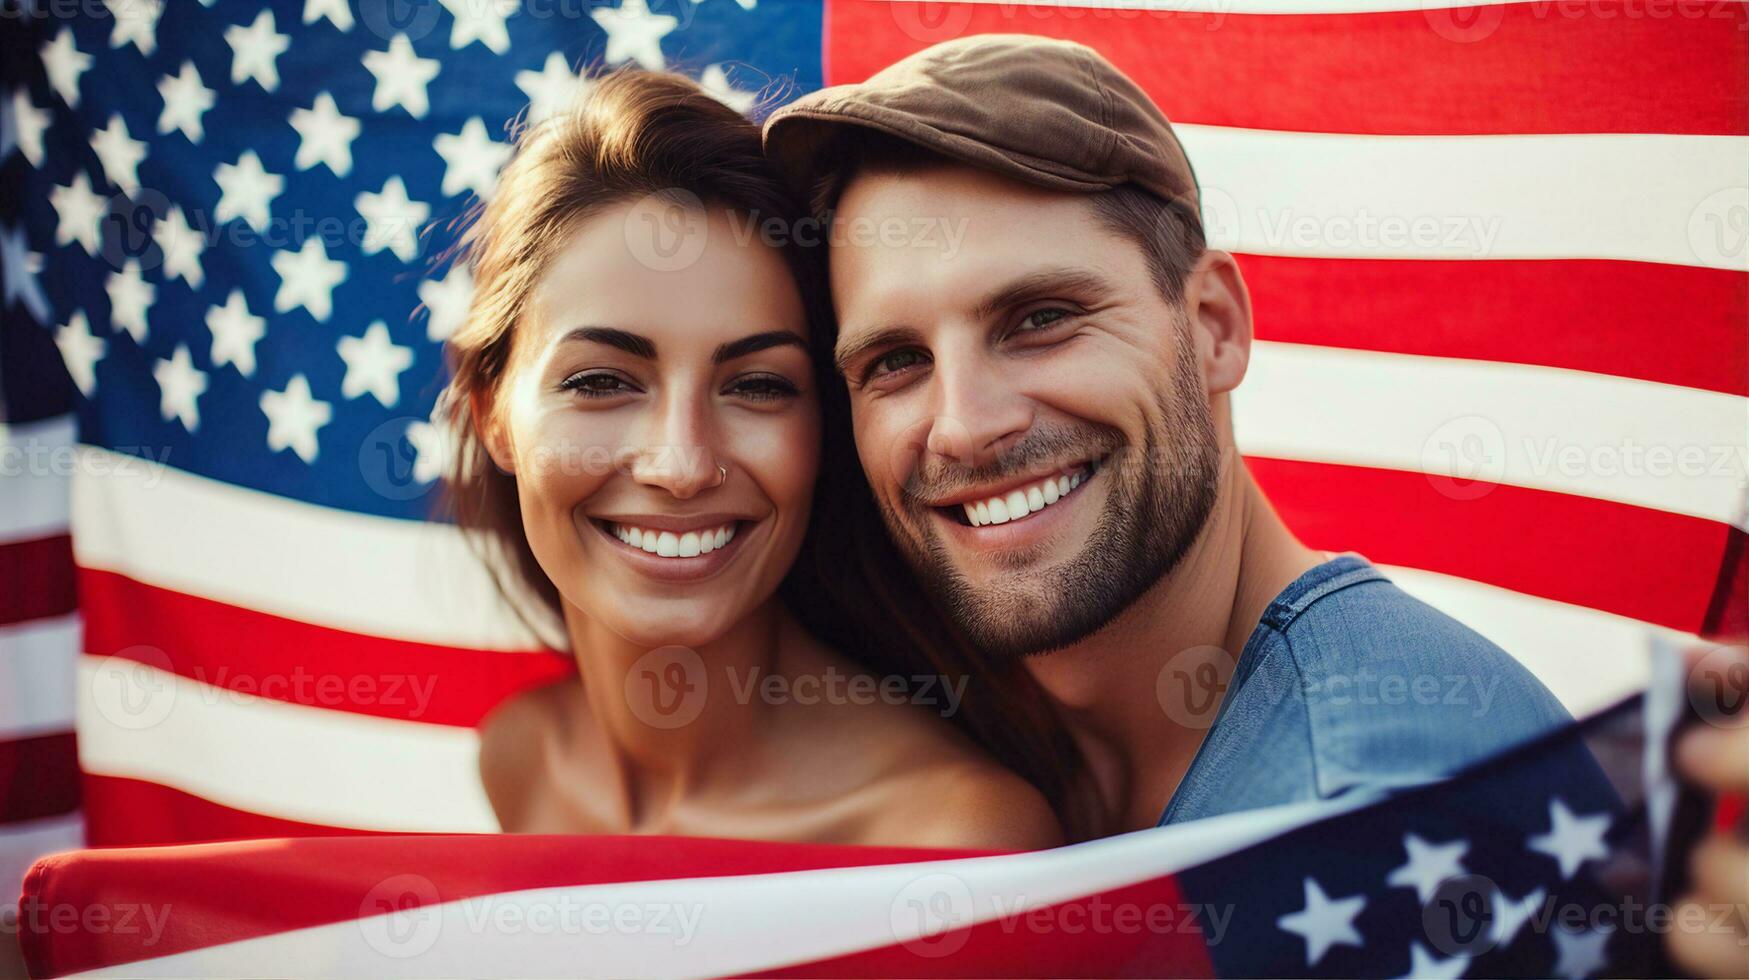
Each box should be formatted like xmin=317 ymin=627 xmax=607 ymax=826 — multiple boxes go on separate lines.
xmin=1668 ymin=642 xmax=1749 ymax=977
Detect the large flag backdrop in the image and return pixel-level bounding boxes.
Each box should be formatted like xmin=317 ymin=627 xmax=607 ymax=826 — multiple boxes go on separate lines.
xmin=0 ymin=0 xmax=1744 ymax=906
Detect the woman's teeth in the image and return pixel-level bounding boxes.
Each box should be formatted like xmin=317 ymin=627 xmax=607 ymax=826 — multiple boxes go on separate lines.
xmin=611 ymin=522 xmax=736 ymax=558
xmin=961 ymin=468 xmax=1087 ymax=528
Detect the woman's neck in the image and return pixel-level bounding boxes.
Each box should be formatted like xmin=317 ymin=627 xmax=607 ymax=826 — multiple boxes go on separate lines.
xmin=560 ymin=599 xmax=789 ymax=828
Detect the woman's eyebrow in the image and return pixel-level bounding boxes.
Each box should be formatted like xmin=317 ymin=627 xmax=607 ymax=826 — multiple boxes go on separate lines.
xmin=713 ymin=331 xmax=808 ymax=365
xmin=560 ymin=327 xmax=656 ymax=359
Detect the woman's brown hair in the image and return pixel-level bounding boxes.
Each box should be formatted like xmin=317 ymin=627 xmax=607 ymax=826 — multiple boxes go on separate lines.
xmin=438 ymin=69 xmax=1096 ymax=839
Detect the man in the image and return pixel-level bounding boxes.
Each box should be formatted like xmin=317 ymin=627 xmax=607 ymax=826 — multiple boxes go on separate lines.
xmin=762 ymin=35 xmax=1580 ymax=835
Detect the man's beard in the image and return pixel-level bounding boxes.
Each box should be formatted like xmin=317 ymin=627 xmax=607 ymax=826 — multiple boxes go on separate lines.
xmin=878 ymin=339 xmax=1222 ymax=659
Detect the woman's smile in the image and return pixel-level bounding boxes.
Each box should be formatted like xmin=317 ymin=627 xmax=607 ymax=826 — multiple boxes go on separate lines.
xmin=580 ymin=509 xmax=760 ymax=583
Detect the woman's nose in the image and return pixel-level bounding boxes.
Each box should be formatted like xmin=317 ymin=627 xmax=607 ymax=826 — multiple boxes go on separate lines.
xmin=626 ymin=397 xmax=720 ymax=500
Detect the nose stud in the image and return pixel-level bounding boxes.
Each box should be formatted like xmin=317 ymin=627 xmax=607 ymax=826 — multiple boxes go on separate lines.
xmin=712 ymin=463 xmax=728 ymax=489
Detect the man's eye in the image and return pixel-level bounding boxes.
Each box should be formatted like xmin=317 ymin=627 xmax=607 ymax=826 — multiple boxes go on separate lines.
xmin=559 ymin=371 xmax=637 ymax=398
xmin=1016 ymin=307 xmax=1074 ymax=333
xmin=725 ymin=373 xmax=800 ymax=403
xmin=867 ymin=348 xmax=929 ymax=382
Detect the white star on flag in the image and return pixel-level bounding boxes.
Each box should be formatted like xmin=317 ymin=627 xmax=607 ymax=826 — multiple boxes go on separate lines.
xmin=439 ymin=0 xmax=517 ymax=54
xmin=156 ymin=61 xmax=215 ymax=143
xmin=105 ymin=258 xmax=155 ymax=344
xmin=1 ymin=223 xmax=50 ymax=323
xmin=90 ymin=114 xmax=148 ymax=196
xmin=288 ymin=92 xmax=360 ymax=176
xmin=271 ymin=237 xmax=347 ymax=322
xmin=433 ymin=117 xmax=511 ymax=200
xmin=9 ymin=89 xmax=49 ymax=166
xmin=1385 ymin=833 xmax=1468 ymax=904
xmin=355 ymin=176 xmax=430 ymax=262
xmin=406 ymin=411 xmax=455 ymax=484
xmin=107 ymin=0 xmax=162 ymax=55
xmin=1276 ymin=877 xmax=1365 ymax=967
xmin=213 ymin=150 xmax=284 ymax=232
xmin=260 ymin=374 xmax=332 ymax=464
xmin=303 ymin=0 xmax=354 ymax=31
xmin=156 ymin=204 xmax=206 ymax=288
xmin=418 ymin=265 xmax=473 ymax=342
xmin=153 ymin=343 xmax=208 ymax=431
xmin=1551 ymin=922 xmax=1612 ymax=979
xmin=338 ymin=321 xmax=415 ymax=407
xmin=42 ymin=30 xmax=91 ymax=107
xmin=206 ymin=289 xmax=266 ymax=376
xmin=1528 ymin=798 xmax=1611 ymax=880
xmin=226 ymin=10 xmax=292 ymax=92
xmin=363 ymin=34 xmax=441 ymax=119
xmin=1394 ymin=942 xmax=1470 ymax=980
xmin=50 ymin=170 xmax=107 ymax=256
xmin=592 ymin=0 xmax=678 ymax=71
xmin=699 ymin=64 xmax=756 ymax=115
xmin=515 ymin=51 xmax=590 ymax=125
xmin=55 ymin=310 xmax=105 ymax=396
xmin=1489 ymin=885 xmax=1546 ymax=949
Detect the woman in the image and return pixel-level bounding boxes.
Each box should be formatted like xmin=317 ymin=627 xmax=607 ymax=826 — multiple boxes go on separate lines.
xmin=441 ymin=70 xmax=1063 ymax=848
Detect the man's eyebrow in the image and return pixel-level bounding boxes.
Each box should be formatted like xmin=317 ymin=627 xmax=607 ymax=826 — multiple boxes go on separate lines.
xmin=834 ymin=326 xmax=921 ymax=377
xmin=559 ymin=327 xmax=656 ymax=359
xmin=713 ymin=331 xmax=808 ymax=365
xmin=971 ymin=267 xmax=1119 ymax=322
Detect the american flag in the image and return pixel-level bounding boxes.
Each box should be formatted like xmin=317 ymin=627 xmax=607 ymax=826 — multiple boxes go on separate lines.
xmin=0 ymin=0 xmax=1744 ymax=945
xmin=13 ymin=669 xmax=1701 ymax=976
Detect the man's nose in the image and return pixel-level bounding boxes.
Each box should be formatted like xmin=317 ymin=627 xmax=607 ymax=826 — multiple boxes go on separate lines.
xmin=923 ymin=352 xmax=1033 ymax=469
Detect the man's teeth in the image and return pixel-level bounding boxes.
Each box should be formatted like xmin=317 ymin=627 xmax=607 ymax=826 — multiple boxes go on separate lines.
xmin=611 ymin=522 xmax=736 ymax=557
xmin=961 ymin=469 xmax=1085 ymax=527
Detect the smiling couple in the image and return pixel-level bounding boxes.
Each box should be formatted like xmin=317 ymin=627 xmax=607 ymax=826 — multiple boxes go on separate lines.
xmin=452 ymin=36 xmax=1575 ymax=851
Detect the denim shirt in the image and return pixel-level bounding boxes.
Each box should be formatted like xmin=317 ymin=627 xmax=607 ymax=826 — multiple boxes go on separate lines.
xmin=1158 ymin=555 xmax=1575 ymax=826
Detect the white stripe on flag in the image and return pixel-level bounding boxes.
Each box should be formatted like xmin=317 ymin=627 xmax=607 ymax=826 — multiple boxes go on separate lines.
xmin=1382 ymin=564 xmax=1666 ymax=716
xmin=71 ymin=448 xmax=551 ymax=651
xmin=0 ymin=414 xmax=74 ymax=543
xmin=75 ymin=794 xmax=1382 ymax=979
xmin=74 ymin=657 xmax=498 ymax=834
xmin=1234 ymin=341 xmax=1749 ymax=525
xmin=1182 ymin=128 xmax=1748 ymax=269
xmin=0 ymin=614 xmax=79 ymax=740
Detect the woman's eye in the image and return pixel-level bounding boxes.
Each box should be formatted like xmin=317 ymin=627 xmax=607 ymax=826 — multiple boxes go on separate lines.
xmin=1016 ymin=307 xmax=1074 ymax=333
xmin=866 ymin=348 xmax=929 ymax=382
xmin=726 ymin=373 xmax=800 ymax=402
xmin=559 ymin=371 xmax=637 ymax=398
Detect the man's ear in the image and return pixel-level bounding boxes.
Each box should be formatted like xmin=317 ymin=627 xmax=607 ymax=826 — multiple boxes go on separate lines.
xmin=471 ymin=388 xmax=516 ymax=475
xmin=1183 ymin=249 xmax=1253 ymax=396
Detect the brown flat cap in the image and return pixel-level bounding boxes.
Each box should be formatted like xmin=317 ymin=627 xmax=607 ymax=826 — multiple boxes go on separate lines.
xmin=763 ymin=33 xmax=1199 ymax=215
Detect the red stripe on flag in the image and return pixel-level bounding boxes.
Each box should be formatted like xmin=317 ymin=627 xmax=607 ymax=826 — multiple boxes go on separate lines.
xmin=0 ymin=731 xmax=79 ymax=824
xmin=1243 ymin=256 xmax=1749 ymax=396
xmin=1247 ymin=457 xmax=1731 ymax=632
xmin=0 ymin=535 xmax=76 ymax=626
xmin=826 ymin=0 xmax=1749 ymax=135
xmin=79 ymin=774 xmax=395 ymax=847
xmin=21 ymin=832 xmax=988 ymax=977
xmin=756 ymin=873 xmax=1215 ymax=978
xmin=78 ymin=569 xmax=574 ymax=728
xmin=1704 ymin=526 xmax=1748 ymax=640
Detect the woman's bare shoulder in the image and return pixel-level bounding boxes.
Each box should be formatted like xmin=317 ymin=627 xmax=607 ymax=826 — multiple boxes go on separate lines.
xmin=477 ymin=679 xmax=574 ymax=830
xmin=869 ymin=754 xmax=1065 ymax=851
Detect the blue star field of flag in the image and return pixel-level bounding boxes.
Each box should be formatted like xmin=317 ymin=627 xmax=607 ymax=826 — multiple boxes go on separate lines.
xmin=0 ymin=0 xmax=822 ymax=516
xmin=1173 ymin=694 xmax=1668 ymax=979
